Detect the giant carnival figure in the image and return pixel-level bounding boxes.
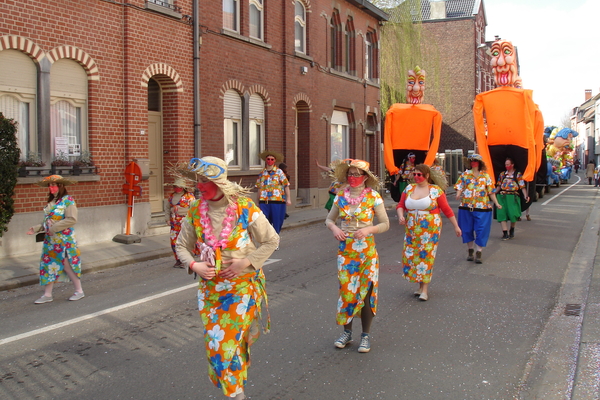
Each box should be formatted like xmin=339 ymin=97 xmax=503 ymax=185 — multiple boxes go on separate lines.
xmin=473 ymin=39 xmax=544 ymax=183
xmin=384 ymin=67 xmax=442 ymax=201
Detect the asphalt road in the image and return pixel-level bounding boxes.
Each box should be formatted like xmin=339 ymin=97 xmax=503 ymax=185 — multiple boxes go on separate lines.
xmin=0 ymin=180 xmax=597 ymax=400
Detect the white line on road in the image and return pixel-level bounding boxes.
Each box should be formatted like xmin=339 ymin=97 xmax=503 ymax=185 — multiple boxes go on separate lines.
xmin=542 ymin=175 xmax=581 ymax=205
xmin=0 ymin=258 xmax=282 ymax=346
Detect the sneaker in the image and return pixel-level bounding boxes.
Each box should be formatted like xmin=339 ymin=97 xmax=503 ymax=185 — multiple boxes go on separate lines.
xmin=475 ymin=251 xmax=482 ymax=264
xmin=467 ymin=249 xmax=474 ymax=261
xmin=358 ymin=333 xmax=371 ymax=353
xmin=334 ymin=329 xmax=352 ymax=348
xmin=501 ymin=232 xmax=509 ymax=241
xmin=69 ymin=292 xmax=85 ymax=301
xmin=34 ymin=295 xmax=53 ymax=304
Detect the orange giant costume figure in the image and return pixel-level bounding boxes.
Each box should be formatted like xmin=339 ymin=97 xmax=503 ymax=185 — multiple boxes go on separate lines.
xmin=384 ymin=67 xmax=442 ymax=185
xmin=473 ymin=39 xmax=544 ymax=182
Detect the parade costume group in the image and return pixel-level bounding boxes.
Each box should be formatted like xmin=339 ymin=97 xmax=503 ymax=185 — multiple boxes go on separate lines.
xmin=23 ymin=35 xmax=586 ymax=399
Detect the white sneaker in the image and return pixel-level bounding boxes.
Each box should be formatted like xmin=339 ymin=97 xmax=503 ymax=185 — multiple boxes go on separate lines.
xmin=34 ymin=295 xmax=53 ymax=304
xmin=69 ymin=292 xmax=85 ymax=301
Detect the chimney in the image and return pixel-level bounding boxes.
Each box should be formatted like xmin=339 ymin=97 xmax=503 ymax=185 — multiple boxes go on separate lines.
xmin=585 ymin=89 xmax=592 ymax=101
xmin=429 ymin=0 xmax=446 ymax=19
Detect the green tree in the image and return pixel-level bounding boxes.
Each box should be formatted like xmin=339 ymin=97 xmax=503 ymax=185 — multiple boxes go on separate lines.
xmin=371 ymin=0 xmax=447 ymax=112
xmin=0 ymin=113 xmax=20 ymax=237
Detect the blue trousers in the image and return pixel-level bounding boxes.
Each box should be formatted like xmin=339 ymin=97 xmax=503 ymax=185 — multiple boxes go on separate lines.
xmin=259 ymin=202 xmax=286 ymax=234
xmin=458 ymin=209 xmax=492 ymax=248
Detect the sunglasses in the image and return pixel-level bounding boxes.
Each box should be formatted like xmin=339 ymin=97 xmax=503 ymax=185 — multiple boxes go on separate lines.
xmin=347 ymin=172 xmax=365 ymax=178
xmin=266 ymin=157 xmax=276 ymax=161
xmin=412 ymin=172 xmax=424 ymax=177
xmin=188 ymin=158 xmax=226 ymax=179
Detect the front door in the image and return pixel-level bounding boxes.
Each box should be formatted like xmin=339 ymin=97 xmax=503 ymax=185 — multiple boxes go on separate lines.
xmin=148 ymin=112 xmax=164 ymax=213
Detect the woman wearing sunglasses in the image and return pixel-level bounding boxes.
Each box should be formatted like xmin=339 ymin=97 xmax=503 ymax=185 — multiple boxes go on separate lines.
xmin=396 ymin=164 xmax=461 ymax=301
xmin=325 ymin=159 xmax=389 ymax=353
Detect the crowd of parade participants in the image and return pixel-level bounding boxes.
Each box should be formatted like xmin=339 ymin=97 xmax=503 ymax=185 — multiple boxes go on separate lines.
xmin=27 ymin=38 xmax=584 ymax=399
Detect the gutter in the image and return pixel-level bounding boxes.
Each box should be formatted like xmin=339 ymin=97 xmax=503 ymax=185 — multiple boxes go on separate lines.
xmin=193 ymin=0 xmax=201 ymax=156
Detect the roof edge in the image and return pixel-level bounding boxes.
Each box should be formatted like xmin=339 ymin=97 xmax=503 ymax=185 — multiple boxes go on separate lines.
xmin=346 ymin=0 xmax=389 ymax=21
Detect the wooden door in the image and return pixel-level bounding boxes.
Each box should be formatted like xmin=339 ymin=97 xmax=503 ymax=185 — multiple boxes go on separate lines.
xmin=148 ymin=112 xmax=164 ymax=213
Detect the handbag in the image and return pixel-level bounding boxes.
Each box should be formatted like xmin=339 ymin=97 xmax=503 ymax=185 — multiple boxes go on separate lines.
xmin=35 ymin=232 xmax=45 ymax=242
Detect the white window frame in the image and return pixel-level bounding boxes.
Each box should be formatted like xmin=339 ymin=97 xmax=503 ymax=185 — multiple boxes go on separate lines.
xmin=249 ymin=0 xmax=264 ymax=41
xmin=224 ymin=90 xmax=242 ymax=169
xmin=295 ymin=1 xmax=306 ymax=54
xmin=223 ymin=0 xmax=240 ymax=33
xmin=0 ymin=92 xmax=36 ymax=160
xmin=330 ymin=110 xmax=349 ymax=163
xmin=50 ymin=97 xmax=88 ymax=159
xmin=249 ymin=94 xmax=265 ymax=168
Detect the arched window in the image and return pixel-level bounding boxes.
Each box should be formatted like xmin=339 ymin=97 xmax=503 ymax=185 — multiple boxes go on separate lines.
xmin=0 ymin=49 xmax=37 ymax=160
xmin=249 ymin=0 xmax=264 ymax=40
xmin=345 ymin=18 xmax=355 ymax=75
xmin=249 ymin=94 xmax=265 ymax=167
xmin=295 ymin=1 xmax=306 ymax=53
xmin=50 ymin=58 xmax=88 ymax=160
xmin=223 ymin=89 xmax=242 ymax=168
xmin=330 ymin=10 xmax=342 ymax=71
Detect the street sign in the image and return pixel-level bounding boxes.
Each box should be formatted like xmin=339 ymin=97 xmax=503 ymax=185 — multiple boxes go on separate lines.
xmin=125 ymin=162 xmax=142 ymax=184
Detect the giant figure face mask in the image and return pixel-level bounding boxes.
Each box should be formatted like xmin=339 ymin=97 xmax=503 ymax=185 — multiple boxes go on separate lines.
xmin=407 ymin=67 xmax=426 ymax=104
xmin=490 ymin=40 xmax=518 ymax=87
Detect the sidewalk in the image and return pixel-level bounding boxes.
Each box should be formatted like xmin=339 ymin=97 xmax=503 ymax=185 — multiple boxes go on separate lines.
xmin=0 ymin=196 xmax=398 ymax=292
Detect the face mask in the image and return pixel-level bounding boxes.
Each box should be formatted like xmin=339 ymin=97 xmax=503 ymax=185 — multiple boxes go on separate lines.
xmin=470 ymin=161 xmax=479 ymax=169
xmin=266 ymin=159 xmax=276 ymax=167
xmin=173 ymin=187 xmax=183 ymax=193
xmin=413 ymin=175 xmax=426 ymax=184
xmin=197 ymin=181 xmax=218 ymax=200
xmin=49 ymin=186 xmax=59 ymax=195
xmin=347 ymin=175 xmax=366 ymax=188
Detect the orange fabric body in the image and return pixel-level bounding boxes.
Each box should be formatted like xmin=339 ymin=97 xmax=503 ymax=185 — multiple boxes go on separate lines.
xmin=473 ymin=87 xmax=540 ymax=181
xmin=384 ymin=103 xmax=442 ymax=175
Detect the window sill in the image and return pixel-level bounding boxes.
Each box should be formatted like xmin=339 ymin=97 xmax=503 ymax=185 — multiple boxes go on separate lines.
xmin=330 ymin=68 xmax=359 ymax=81
xmin=145 ymin=2 xmax=182 ymax=19
xmin=294 ymin=52 xmax=314 ymax=62
xmin=221 ymin=30 xmax=272 ymax=50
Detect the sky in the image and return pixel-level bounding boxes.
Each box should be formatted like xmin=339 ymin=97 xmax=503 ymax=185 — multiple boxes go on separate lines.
xmin=483 ymin=0 xmax=600 ymax=126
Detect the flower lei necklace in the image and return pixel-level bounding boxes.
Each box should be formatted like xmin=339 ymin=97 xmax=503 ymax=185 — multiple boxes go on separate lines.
xmin=344 ymin=186 xmax=370 ymax=205
xmin=198 ymin=198 xmax=237 ymax=249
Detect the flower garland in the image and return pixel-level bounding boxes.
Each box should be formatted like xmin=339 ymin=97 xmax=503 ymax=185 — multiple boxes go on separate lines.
xmin=344 ymin=187 xmax=370 ymax=205
xmin=198 ymin=198 xmax=238 ymax=249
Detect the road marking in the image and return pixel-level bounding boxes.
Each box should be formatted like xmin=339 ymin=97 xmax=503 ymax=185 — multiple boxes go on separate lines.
xmin=542 ymin=175 xmax=582 ymax=205
xmin=0 ymin=258 xmax=282 ymax=346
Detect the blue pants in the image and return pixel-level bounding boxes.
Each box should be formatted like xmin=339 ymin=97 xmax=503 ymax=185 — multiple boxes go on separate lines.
xmin=458 ymin=209 xmax=492 ymax=248
xmin=259 ymin=202 xmax=286 ymax=234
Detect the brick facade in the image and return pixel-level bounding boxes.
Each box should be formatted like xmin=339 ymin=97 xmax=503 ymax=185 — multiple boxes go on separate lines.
xmin=0 ymin=0 xmax=386 ymax=257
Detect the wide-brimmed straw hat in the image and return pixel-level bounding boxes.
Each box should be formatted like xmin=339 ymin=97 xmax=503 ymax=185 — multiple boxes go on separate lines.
xmin=333 ymin=159 xmax=380 ymax=189
xmin=179 ymin=156 xmax=249 ymax=201
xmin=259 ymin=150 xmax=284 ymax=163
xmin=35 ymin=175 xmax=77 ymax=187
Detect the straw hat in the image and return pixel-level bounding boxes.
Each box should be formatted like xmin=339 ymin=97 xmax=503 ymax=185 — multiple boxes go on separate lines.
xmin=333 ymin=159 xmax=380 ymax=189
xmin=467 ymin=154 xmax=483 ymax=162
xmin=35 ymin=175 xmax=77 ymax=187
xmin=179 ymin=156 xmax=249 ymax=201
xmin=164 ymin=177 xmax=193 ymax=191
xmin=259 ymin=150 xmax=284 ymax=163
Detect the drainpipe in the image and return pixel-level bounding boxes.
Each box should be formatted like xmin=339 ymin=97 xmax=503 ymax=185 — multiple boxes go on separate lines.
xmin=193 ymin=0 xmax=201 ymax=157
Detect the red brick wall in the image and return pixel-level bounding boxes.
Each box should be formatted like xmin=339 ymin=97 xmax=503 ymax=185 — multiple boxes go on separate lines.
xmin=198 ymin=0 xmax=384 ymax=189
xmin=1 ymin=0 xmax=195 ymax=213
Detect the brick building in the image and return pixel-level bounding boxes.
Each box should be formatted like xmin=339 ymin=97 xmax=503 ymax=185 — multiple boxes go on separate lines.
xmin=0 ymin=0 xmax=387 ymax=257
xmin=417 ymin=0 xmax=493 ymax=153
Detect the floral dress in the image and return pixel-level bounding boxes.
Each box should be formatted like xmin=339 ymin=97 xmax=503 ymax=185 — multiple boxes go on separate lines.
xmin=333 ymin=189 xmax=384 ymax=325
xmin=185 ymin=197 xmax=272 ymax=398
xmin=39 ymin=196 xmax=81 ymax=286
xmin=168 ymin=191 xmax=196 ymax=259
xmin=400 ymin=184 xmax=453 ymax=283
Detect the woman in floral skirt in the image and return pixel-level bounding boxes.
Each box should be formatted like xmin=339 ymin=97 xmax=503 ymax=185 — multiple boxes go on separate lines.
xmin=27 ymin=175 xmax=84 ymax=304
xmin=325 ymin=159 xmax=389 ymax=353
xmin=397 ymin=164 xmax=461 ymax=301
xmin=175 ymin=156 xmax=279 ymax=400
